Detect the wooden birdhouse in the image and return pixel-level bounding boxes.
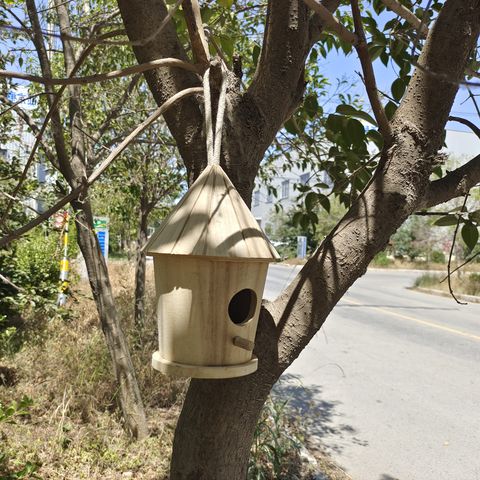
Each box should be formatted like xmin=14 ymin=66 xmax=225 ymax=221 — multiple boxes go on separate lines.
xmin=145 ymin=164 xmax=280 ymax=379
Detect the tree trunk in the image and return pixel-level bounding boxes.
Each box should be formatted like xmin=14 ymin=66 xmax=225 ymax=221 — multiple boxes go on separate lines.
xmin=134 ymin=201 xmax=149 ymax=327
xmin=73 ymin=197 xmax=149 ymax=440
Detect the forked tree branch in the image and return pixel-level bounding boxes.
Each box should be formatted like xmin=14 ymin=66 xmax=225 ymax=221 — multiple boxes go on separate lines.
xmin=0 ymin=58 xmax=200 ymax=85
xmin=420 ymin=154 xmax=480 ymax=209
xmin=351 ymin=0 xmax=392 ymax=144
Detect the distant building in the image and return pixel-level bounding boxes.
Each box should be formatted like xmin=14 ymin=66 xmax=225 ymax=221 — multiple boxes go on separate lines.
xmin=1 ymin=85 xmax=48 ymax=213
xmin=251 ymin=161 xmax=331 ymax=230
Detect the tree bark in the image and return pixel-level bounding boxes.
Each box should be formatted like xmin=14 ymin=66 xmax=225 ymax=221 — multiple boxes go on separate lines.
xmin=72 ymin=197 xmax=149 ymax=439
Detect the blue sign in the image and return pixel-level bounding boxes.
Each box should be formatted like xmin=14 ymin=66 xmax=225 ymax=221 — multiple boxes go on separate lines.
xmin=93 ymin=216 xmax=109 ymax=260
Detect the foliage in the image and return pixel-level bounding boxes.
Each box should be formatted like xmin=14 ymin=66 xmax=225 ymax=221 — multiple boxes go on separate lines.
xmin=0 ymin=396 xmax=40 ymax=480
xmin=0 ymin=226 xmax=73 ymax=357
xmin=248 ymin=397 xmax=305 ymax=480
xmin=414 ymin=272 xmax=480 ymax=297
xmin=372 ymin=251 xmax=392 ymax=267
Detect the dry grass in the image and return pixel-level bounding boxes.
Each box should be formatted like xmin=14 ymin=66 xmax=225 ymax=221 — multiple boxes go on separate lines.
xmin=0 ymin=260 xmax=186 ymax=479
xmin=413 ymin=271 xmax=480 ymax=297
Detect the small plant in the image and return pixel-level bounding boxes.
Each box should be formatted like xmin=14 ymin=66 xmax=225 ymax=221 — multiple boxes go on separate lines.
xmin=248 ymin=397 xmax=305 ymax=480
xmin=430 ymin=250 xmax=446 ymax=264
xmin=372 ymin=251 xmax=392 ymax=267
xmin=0 ymin=395 xmax=33 ymax=423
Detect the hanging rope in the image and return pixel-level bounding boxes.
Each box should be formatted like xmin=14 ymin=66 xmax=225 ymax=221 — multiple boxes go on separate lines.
xmin=203 ymin=64 xmax=228 ymax=165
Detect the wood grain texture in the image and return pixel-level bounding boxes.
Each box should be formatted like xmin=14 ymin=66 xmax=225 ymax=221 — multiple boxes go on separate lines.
xmin=152 ymin=256 xmax=269 ymax=377
xmin=145 ymin=165 xmax=280 ymax=261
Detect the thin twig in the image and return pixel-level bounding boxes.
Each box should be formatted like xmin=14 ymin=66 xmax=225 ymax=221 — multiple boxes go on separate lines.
xmin=0 ymin=58 xmax=200 ymax=86
xmin=445 ymin=193 xmax=469 ymax=305
xmin=0 ymin=273 xmax=24 ymax=292
xmin=0 ymin=87 xmax=203 ymax=248
xmin=448 ymin=116 xmax=480 ymax=139
xmin=351 ymin=0 xmax=392 ymax=144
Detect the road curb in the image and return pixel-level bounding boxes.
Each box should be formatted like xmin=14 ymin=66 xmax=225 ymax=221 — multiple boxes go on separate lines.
xmin=410 ymin=287 xmax=480 ymax=304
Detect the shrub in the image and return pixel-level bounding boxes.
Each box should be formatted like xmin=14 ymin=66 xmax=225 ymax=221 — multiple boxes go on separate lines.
xmin=248 ymin=397 xmax=305 ymax=480
xmin=372 ymin=251 xmax=392 ymax=267
xmin=430 ymin=250 xmax=446 ymax=263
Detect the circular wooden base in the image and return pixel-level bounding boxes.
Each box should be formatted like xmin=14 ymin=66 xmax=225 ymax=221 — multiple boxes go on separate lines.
xmin=151 ymin=351 xmax=258 ymax=379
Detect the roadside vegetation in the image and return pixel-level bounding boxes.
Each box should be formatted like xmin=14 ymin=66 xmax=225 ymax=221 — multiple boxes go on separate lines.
xmin=0 ymin=256 xmax=347 ymax=479
xmin=414 ymin=272 xmax=480 ymax=298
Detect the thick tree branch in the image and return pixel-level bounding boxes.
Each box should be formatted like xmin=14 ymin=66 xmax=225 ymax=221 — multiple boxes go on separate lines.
xmin=267 ymin=0 xmax=480 ymax=375
xmin=420 ymin=154 xmax=480 ymax=209
xmin=351 ymin=0 xmax=392 ymax=144
xmin=118 ymin=0 xmax=205 ymax=183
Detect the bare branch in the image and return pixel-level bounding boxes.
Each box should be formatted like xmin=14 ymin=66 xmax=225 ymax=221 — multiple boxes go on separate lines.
xmin=0 ymin=87 xmax=203 ymax=248
xmin=91 ymin=74 xmax=142 ymax=148
xmin=303 ymin=0 xmax=357 ymax=44
xmin=0 ymin=273 xmax=24 ymax=292
xmin=448 ymin=116 xmax=480 ymax=139
xmin=420 ymin=154 xmax=480 ymax=209
xmin=351 ymin=0 xmax=392 ymax=144
xmin=182 ymin=0 xmax=210 ymax=68
xmin=0 ymin=58 xmax=200 ymax=86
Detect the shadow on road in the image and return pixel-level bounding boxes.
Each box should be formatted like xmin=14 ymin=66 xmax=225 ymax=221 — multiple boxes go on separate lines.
xmin=274 ymin=373 xmax=367 ymax=454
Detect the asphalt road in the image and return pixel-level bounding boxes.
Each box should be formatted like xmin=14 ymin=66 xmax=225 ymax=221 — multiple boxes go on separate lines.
xmin=264 ymin=265 xmax=480 ymax=480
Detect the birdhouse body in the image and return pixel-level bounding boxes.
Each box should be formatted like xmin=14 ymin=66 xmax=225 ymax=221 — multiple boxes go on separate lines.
xmin=146 ymin=165 xmax=279 ymax=379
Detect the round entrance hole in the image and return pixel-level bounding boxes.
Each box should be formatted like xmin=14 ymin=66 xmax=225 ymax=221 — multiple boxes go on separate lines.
xmin=228 ymin=288 xmax=257 ymax=325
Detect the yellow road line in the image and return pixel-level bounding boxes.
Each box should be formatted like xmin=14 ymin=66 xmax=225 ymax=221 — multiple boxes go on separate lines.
xmin=342 ymin=297 xmax=480 ymax=342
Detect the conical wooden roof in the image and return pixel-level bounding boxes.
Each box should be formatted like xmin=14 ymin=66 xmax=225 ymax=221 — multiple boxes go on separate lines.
xmin=145 ymin=165 xmax=280 ymax=261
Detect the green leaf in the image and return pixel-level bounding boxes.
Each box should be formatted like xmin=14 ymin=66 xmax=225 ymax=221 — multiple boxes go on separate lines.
xmin=391 ymin=78 xmax=406 ymax=102
xmin=318 ymin=194 xmax=330 ymax=213
xmin=368 ymin=44 xmax=384 ymax=62
xmin=384 ymin=101 xmax=398 ymax=120
xmin=336 ymin=104 xmax=377 ymax=126
xmin=305 ymin=192 xmax=317 ymax=211
xmin=326 ymin=114 xmax=344 ymax=133
xmin=346 ymin=118 xmax=365 ymax=145
xmin=292 ymin=211 xmax=303 ymax=226
xmin=304 ymin=94 xmax=319 ymax=119
xmin=434 ymin=215 xmax=459 ymax=227
xmin=219 ymin=0 xmax=233 ymax=7
xmin=284 ymin=118 xmax=299 ymax=135
xmin=461 ymin=222 xmax=479 ymax=252
xmin=366 ymin=129 xmax=384 ymax=149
